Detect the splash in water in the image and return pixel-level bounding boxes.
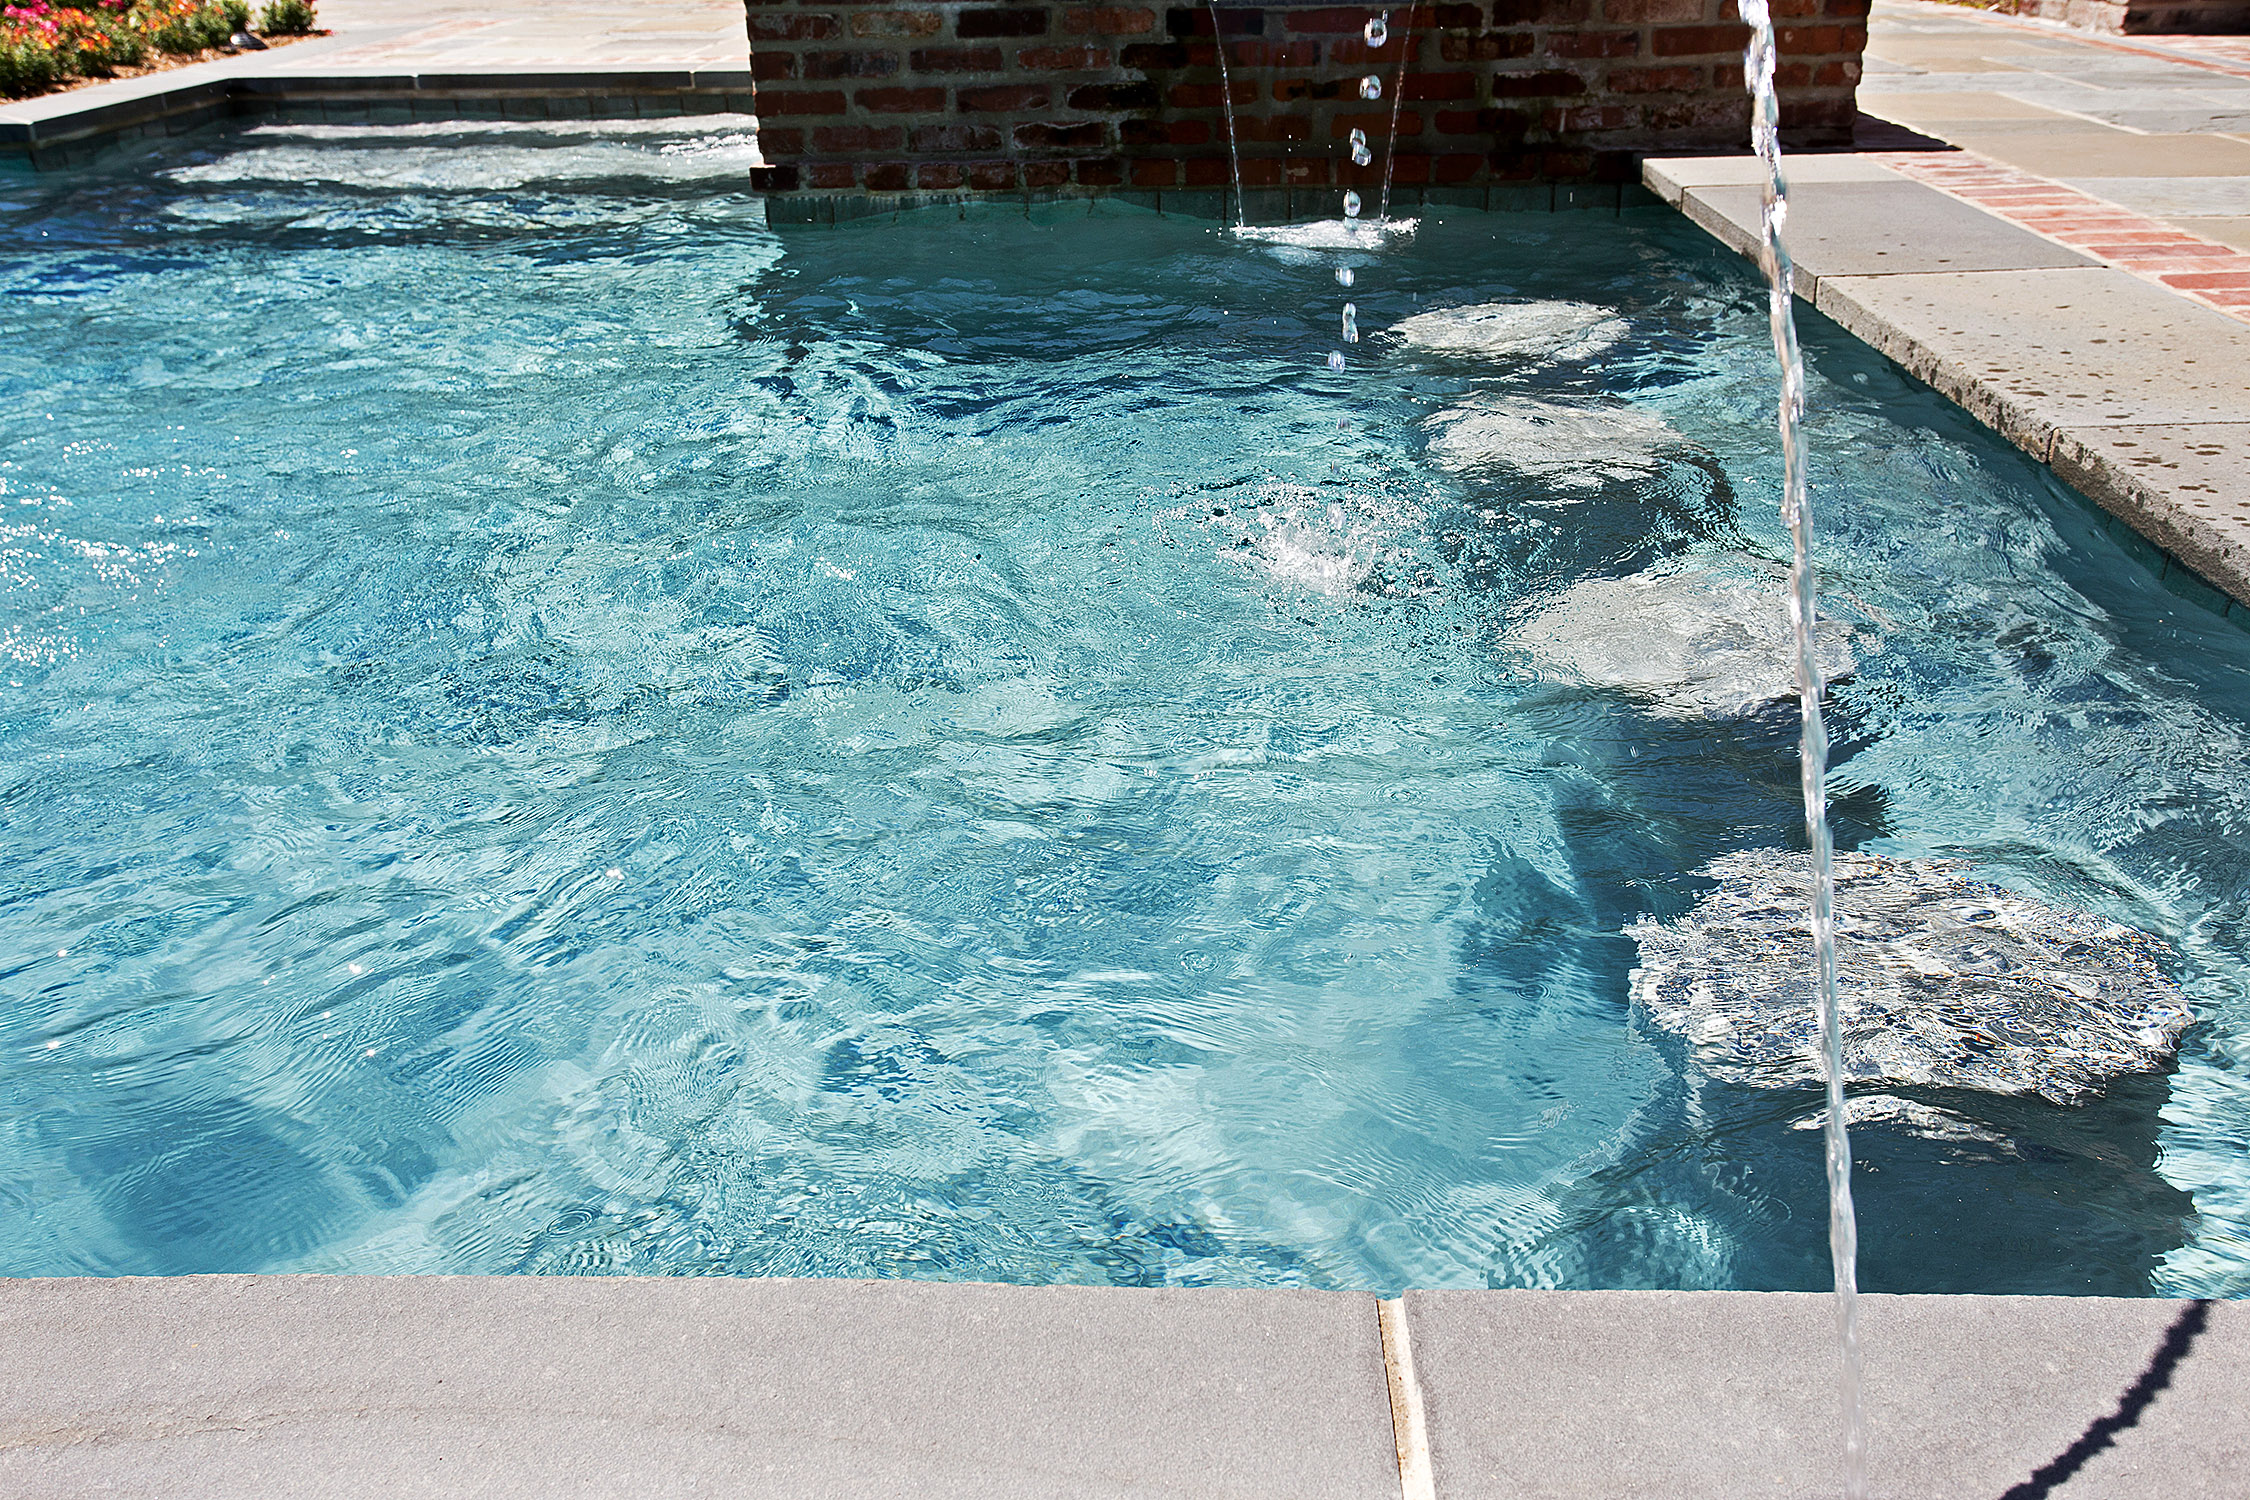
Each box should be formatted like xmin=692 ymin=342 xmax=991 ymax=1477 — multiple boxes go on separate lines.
xmin=1738 ymin=0 xmax=1868 ymax=1492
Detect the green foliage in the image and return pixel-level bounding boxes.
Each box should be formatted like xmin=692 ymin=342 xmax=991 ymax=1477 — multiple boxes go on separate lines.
xmin=0 ymin=39 xmax=66 ymax=101
xmin=149 ymin=5 xmax=236 ymax=56
xmin=257 ymin=0 xmax=314 ymax=36
xmin=0 ymin=2 xmax=301 ymax=99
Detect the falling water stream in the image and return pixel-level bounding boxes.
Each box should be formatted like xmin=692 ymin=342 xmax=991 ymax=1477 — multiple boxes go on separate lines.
xmin=1207 ymin=0 xmax=1247 ymax=228
xmin=1739 ymin=2 xmax=1870 ymax=1493
xmin=1375 ymin=4 xmax=1413 ymax=226
xmin=1219 ymin=7 xmax=1870 ymax=1487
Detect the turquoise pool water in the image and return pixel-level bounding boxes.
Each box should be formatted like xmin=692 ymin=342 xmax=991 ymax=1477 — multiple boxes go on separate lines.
xmin=3 ymin=121 xmax=2248 ymax=1294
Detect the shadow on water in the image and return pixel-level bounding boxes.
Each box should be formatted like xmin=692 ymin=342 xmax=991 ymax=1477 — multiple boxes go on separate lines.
xmin=1998 ymin=1300 xmax=2211 ymax=1500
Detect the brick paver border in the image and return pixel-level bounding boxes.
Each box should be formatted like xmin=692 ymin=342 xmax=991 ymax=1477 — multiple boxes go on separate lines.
xmin=1871 ymin=148 xmax=2250 ymax=321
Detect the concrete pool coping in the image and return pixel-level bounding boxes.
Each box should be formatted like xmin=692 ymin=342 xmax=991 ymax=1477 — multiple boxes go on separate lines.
xmin=2 ymin=1276 xmax=2244 ymax=1498
xmin=1647 ymin=152 xmax=2250 ymax=614
xmin=0 ymin=62 xmax=761 ymax=171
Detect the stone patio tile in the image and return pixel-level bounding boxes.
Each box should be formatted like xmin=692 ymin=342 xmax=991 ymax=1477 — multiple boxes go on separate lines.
xmin=2051 ymin=424 xmax=2250 ymax=603
xmin=2176 ymin=216 xmax=2250 ymax=252
xmin=1814 ymin=264 xmax=2250 ymax=456
xmin=0 ymin=1275 xmax=1400 ymax=1500
xmin=2061 ymin=177 xmax=2250 ymax=218
xmin=1937 ymin=129 xmax=2250 ymax=178
xmin=1861 ymin=89 xmax=2089 ymax=122
xmin=1404 ymin=1289 xmax=2250 ymax=1500
xmin=1639 ymin=155 xmax=1903 ymax=207
xmin=1681 ymin=180 xmax=2094 ymax=295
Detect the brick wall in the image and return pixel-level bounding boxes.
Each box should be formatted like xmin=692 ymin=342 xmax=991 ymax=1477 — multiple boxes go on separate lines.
xmin=744 ymin=0 xmax=1865 ymax=203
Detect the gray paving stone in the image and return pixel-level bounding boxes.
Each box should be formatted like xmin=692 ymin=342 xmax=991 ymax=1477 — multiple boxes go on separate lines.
xmin=1936 ymin=128 xmax=2250 ymax=179
xmin=2051 ymin=424 xmax=2250 ymax=604
xmin=2175 ymin=215 xmax=2250 ymax=253
xmin=1813 ymin=265 xmax=2250 ymax=457
xmin=1403 ymin=1289 xmax=2250 ymax=1500
xmin=1682 ymin=181 xmax=2093 ymax=297
xmin=2057 ymin=177 xmax=2250 ymax=218
xmin=0 ymin=1276 xmax=1399 ymax=1500
xmin=1640 ymin=155 xmax=1903 ymax=208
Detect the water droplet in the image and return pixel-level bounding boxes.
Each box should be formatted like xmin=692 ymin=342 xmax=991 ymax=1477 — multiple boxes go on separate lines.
xmin=1350 ymin=127 xmax=1372 ymax=167
xmin=1342 ymin=303 xmax=1359 ymax=342
xmin=1327 ymin=350 xmax=1346 ymax=372
xmin=1360 ymin=74 xmax=1382 ymax=100
xmin=1365 ymin=14 xmax=1389 ymax=46
xmin=1336 ymin=266 xmax=1355 ymax=286
xmin=1343 ymin=190 xmax=1362 ymax=218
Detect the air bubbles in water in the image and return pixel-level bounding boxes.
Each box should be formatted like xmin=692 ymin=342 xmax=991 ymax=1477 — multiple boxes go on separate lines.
xmin=1360 ymin=74 xmax=1382 ymax=100
xmin=1343 ymin=190 xmax=1362 ymax=218
xmin=1336 ymin=266 xmax=1355 ymax=286
xmin=1364 ymin=13 xmax=1389 ymax=46
xmin=1342 ymin=303 xmax=1359 ymax=342
xmin=1350 ymin=127 xmax=1372 ymax=167
xmin=1327 ymin=350 xmax=1346 ymax=371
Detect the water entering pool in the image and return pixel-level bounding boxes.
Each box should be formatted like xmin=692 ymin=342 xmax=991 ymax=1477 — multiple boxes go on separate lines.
xmin=3 ymin=123 xmax=2249 ymax=1294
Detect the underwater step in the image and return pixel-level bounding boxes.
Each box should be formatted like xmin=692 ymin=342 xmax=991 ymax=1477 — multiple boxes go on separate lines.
xmin=2 ymin=1276 xmax=2243 ymax=1499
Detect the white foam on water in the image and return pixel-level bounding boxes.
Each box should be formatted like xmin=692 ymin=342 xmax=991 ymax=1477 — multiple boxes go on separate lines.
xmin=1424 ymin=395 xmax=1682 ymax=489
xmin=1629 ymin=850 xmax=2196 ymax=1105
xmin=1204 ymin=480 xmax=1422 ymax=598
xmin=1512 ymin=558 xmax=1855 ymax=718
xmin=1392 ymin=299 xmax=1626 ymax=364
xmin=1230 ymin=217 xmax=1418 ymax=251
xmin=165 ymin=137 xmax=764 ymax=190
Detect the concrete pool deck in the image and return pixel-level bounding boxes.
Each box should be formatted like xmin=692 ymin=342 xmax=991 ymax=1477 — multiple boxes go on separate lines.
xmin=3 ymin=1276 xmax=2247 ymax=1498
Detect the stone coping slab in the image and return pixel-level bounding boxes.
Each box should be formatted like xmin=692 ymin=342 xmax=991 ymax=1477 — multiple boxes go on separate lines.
xmin=0 ymin=1275 xmax=1399 ymax=1500
xmin=0 ymin=64 xmax=760 ymax=156
xmin=3 ymin=1277 xmax=2244 ymax=1498
xmin=1687 ymin=179 xmax=2095 ymax=296
xmin=1407 ymin=1289 xmax=2248 ymax=1499
xmin=1653 ymin=153 xmax=2250 ymax=610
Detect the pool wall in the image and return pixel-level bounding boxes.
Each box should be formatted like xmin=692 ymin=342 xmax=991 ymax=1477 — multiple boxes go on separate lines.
xmin=740 ymin=0 xmax=1870 ymax=216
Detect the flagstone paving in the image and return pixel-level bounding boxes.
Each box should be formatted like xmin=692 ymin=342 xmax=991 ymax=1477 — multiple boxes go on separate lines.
xmin=1862 ymin=0 xmax=2250 ymax=316
xmin=308 ymin=0 xmax=747 ymax=67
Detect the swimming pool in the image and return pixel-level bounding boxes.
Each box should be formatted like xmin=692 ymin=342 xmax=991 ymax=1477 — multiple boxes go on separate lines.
xmin=3 ymin=120 xmax=2247 ymax=1295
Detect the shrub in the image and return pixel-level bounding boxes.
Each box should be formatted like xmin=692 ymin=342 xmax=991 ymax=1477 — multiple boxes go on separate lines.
xmin=257 ymin=0 xmax=312 ymax=35
xmin=0 ymin=37 xmax=66 ymax=99
xmin=146 ymin=0 xmax=236 ymax=55
xmin=0 ymin=0 xmax=302 ymax=97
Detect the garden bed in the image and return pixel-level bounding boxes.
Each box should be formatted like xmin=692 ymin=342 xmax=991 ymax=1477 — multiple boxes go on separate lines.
xmin=2 ymin=2 xmax=318 ymax=102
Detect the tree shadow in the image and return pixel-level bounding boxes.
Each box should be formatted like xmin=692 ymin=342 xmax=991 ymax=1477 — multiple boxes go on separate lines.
xmin=1999 ymin=1300 xmax=2211 ymax=1500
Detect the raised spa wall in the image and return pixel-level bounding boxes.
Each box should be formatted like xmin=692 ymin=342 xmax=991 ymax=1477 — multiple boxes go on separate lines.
xmin=740 ymin=0 xmax=1870 ymax=217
